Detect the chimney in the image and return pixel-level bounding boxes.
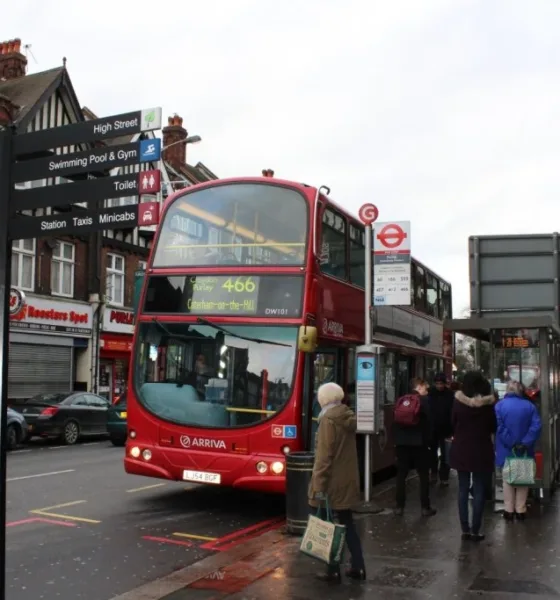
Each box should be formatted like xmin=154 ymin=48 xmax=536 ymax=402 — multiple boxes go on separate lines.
xmin=0 ymin=38 xmax=27 ymax=80
xmin=262 ymin=169 xmax=274 ymax=178
xmin=162 ymin=114 xmax=187 ymax=169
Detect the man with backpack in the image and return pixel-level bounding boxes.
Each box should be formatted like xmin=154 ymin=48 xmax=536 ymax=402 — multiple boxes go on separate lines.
xmin=392 ymin=378 xmax=436 ymax=517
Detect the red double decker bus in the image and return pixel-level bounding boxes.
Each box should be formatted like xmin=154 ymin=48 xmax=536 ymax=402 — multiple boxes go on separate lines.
xmin=125 ymin=176 xmax=452 ymax=493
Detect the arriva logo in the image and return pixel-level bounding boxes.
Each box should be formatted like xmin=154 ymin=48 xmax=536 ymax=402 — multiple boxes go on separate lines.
xmin=180 ymin=435 xmax=226 ymax=450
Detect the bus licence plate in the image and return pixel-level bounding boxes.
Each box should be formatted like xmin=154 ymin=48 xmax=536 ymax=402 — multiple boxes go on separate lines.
xmin=183 ymin=470 xmax=221 ymax=484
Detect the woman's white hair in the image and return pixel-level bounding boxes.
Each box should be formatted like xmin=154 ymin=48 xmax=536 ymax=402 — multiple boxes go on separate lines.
xmin=506 ymin=380 xmax=523 ymax=396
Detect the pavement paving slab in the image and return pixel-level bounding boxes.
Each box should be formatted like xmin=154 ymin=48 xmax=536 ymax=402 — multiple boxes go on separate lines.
xmin=111 ymin=477 xmax=560 ymax=600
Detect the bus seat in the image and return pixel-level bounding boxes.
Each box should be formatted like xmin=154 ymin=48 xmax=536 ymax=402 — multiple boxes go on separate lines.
xmin=140 ymin=383 xmax=230 ymax=427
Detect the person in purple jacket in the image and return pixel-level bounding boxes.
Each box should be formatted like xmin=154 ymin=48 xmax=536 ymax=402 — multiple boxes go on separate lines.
xmin=495 ymin=380 xmax=542 ymax=521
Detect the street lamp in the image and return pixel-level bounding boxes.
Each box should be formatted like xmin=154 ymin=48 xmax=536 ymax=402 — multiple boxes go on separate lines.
xmin=162 ymin=135 xmax=202 ymax=151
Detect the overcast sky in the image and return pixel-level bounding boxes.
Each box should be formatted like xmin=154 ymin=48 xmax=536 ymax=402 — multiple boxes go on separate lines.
xmin=6 ymin=0 xmax=560 ymax=314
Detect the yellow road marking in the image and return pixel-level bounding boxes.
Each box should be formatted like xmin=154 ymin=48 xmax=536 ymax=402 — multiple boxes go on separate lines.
xmin=29 ymin=499 xmax=100 ymax=524
xmin=32 ymin=500 xmax=86 ymax=511
xmin=30 ymin=510 xmax=101 ymax=524
xmin=173 ymin=532 xmax=218 ymax=542
xmin=126 ymin=483 xmax=167 ymax=493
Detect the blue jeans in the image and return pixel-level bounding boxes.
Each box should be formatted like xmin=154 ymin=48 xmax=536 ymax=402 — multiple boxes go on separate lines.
xmin=458 ymin=471 xmax=486 ymax=534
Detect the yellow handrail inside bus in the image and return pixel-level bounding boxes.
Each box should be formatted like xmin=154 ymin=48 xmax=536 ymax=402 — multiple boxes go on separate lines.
xmin=225 ymin=407 xmax=276 ymax=415
xmin=170 ymin=202 xmax=304 ymax=257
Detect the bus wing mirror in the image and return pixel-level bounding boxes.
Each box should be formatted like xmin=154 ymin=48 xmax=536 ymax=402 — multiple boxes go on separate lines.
xmin=298 ymin=326 xmax=317 ymax=353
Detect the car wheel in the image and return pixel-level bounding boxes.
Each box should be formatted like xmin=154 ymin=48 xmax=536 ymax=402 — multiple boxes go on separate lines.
xmin=110 ymin=437 xmax=126 ymax=447
xmin=6 ymin=424 xmax=18 ymax=451
xmin=63 ymin=421 xmax=80 ymax=445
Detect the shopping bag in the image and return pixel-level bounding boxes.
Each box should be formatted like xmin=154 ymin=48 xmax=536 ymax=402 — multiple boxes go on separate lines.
xmin=502 ymin=450 xmax=536 ymax=486
xmin=300 ymin=500 xmax=346 ymax=566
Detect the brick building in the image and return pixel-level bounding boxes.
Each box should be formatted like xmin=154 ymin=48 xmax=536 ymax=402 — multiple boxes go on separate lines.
xmin=0 ymin=38 xmax=218 ymax=401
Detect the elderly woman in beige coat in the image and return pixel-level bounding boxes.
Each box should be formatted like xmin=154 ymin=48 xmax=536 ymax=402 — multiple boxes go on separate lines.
xmin=308 ymin=382 xmax=366 ymax=583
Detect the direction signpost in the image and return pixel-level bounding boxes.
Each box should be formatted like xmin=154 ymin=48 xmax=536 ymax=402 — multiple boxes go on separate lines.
xmin=0 ymin=105 xmax=164 ymax=599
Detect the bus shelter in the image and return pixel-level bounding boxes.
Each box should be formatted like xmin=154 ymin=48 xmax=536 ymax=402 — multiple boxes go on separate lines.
xmin=445 ymin=315 xmax=560 ymax=504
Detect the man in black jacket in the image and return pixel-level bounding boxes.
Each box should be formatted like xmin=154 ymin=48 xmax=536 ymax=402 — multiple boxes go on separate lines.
xmin=428 ymin=373 xmax=454 ymax=487
xmin=393 ymin=378 xmax=436 ymax=517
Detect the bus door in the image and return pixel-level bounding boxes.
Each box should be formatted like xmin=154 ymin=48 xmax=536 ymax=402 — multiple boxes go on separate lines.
xmin=301 ymin=349 xmax=345 ymax=451
xmin=396 ymin=355 xmax=414 ymax=397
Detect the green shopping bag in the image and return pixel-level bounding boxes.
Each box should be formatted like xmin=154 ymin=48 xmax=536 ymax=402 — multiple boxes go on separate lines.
xmin=300 ymin=498 xmax=346 ymax=566
xmin=503 ymin=449 xmax=536 ymax=486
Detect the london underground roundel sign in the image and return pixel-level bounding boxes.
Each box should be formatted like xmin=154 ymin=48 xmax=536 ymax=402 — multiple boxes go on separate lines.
xmin=377 ymin=223 xmax=407 ymax=249
xmin=9 ymin=287 xmax=26 ymax=316
xmin=358 ymin=203 xmax=379 ymax=226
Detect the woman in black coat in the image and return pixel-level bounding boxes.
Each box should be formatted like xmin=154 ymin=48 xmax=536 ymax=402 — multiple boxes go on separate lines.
xmin=449 ymin=371 xmax=497 ymax=542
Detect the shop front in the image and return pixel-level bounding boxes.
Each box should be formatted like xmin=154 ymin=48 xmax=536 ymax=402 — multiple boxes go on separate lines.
xmin=8 ymin=293 xmax=93 ymax=400
xmin=100 ymin=307 xmax=134 ymax=403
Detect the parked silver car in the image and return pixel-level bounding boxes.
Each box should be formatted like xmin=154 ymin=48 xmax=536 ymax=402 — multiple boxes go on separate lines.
xmin=7 ymin=407 xmax=29 ymax=450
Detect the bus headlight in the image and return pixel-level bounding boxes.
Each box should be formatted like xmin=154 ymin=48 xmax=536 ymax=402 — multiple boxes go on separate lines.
xmin=281 ymin=445 xmax=290 ymax=455
xmin=142 ymin=449 xmax=152 ymax=461
xmin=256 ymin=461 xmax=268 ymax=474
xmin=130 ymin=446 xmax=141 ymax=458
xmin=129 ymin=430 xmax=137 ymax=439
xmin=271 ymin=461 xmax=284 ymax=474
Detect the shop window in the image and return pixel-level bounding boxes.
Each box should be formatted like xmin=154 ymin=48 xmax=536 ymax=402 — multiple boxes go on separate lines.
xmin=349 ymin=223 xmax=365 ymax=288
xmin=320 ymin=208 xmax=347 ymax=280
xmin=106 ymin=253 xmax=125 ymax=306
xmin=51 ymin=241 xmax=75 ymax=297
xmin=11 ymin=239 xmax=35 ymax=291
xmin=425 ymin=272 xmax=438 ymax=318
xmin=413 ymin=263 xmax=426 ymax=312
xmin=440 ymin=282 xmax=452 ymax=319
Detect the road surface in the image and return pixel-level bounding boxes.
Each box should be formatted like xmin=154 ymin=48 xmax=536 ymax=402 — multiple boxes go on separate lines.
xmin=6 ymin=440 xmax=284 ymax=600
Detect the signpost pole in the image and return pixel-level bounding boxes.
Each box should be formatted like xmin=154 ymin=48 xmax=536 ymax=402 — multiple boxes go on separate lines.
xmin=355 ymin=203 xmax=382 ymax=514
xmin=364 ymin=221 xmax=373 ymax=502
xmin=0 ymin=126 xmax=14 ymax=600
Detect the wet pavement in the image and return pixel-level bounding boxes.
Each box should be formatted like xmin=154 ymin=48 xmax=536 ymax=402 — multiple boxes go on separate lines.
xmin=112 ymin=475 xmax=560 ymax=599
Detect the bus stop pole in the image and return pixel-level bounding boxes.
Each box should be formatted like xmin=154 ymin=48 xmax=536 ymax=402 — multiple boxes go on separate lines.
xmin=0 ymin=126 xmax=14 ymax=600
xmin=364 ymin=222 xmax=373 ymax=502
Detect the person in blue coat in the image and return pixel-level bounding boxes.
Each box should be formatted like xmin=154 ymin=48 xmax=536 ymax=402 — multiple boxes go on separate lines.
xmin=495 ymin=380 xmax=542 ymax=521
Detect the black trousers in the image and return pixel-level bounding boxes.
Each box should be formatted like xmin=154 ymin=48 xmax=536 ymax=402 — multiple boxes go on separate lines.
xmin=395 ymin=445 xmax=431 ymax=509
xmin=429 ymin=436 xmax=451 ymax=482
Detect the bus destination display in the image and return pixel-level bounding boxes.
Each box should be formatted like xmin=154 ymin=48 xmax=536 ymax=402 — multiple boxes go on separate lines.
xmin=143 ymin=274 xmax=303 ymax=318
xmin=188 ymin=276 xmax=260 ymax=314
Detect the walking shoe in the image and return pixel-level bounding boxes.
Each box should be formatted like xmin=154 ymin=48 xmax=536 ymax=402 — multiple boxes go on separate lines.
xmin=461 ymin=532 xmax=472 ymax=541
xmin=503 ymin=511 xmax=514 ymax=522
xmin=421 ymin=507 xmax=437 ymax=517
xmin=471 ymin=533 xmax=485 ymax=542
xmin=315 ymin=571 xmax=341 ymax=584
xmin=515 ymin=512 xmax=526 ymax=521
xmin=393 ymin=507 xmax=404 ymax=516
xmin=345 ymin=568 xmax=366 ymax=581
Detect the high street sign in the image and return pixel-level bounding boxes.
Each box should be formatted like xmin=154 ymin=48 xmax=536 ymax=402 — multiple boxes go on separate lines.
xmin=13 ymin=107 xmax=163 ymax=156
xmin=13 ymin=138 xmax=162 ymax=183
xmin=11 ymin=169 xmax=161 ymax=212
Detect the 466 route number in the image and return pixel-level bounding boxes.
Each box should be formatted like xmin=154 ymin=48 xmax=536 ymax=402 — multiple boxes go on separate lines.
xmin=221 ymin=277 xmax=256 ymax=293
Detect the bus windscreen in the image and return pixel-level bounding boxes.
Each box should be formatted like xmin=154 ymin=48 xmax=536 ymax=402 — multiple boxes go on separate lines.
xmin=143 ymin=274 xmax=303 ymax=318
xmin=151 ymin=183 xmax=308 ymax=268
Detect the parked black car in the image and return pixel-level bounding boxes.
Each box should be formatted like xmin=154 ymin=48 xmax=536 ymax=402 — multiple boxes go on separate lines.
xmin=11 ymin=392 xmax=111 ymax=445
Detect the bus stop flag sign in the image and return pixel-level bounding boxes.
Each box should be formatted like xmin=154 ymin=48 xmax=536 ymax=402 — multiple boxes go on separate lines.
xmin=373 ymin=221 xmax=412 ymax=307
